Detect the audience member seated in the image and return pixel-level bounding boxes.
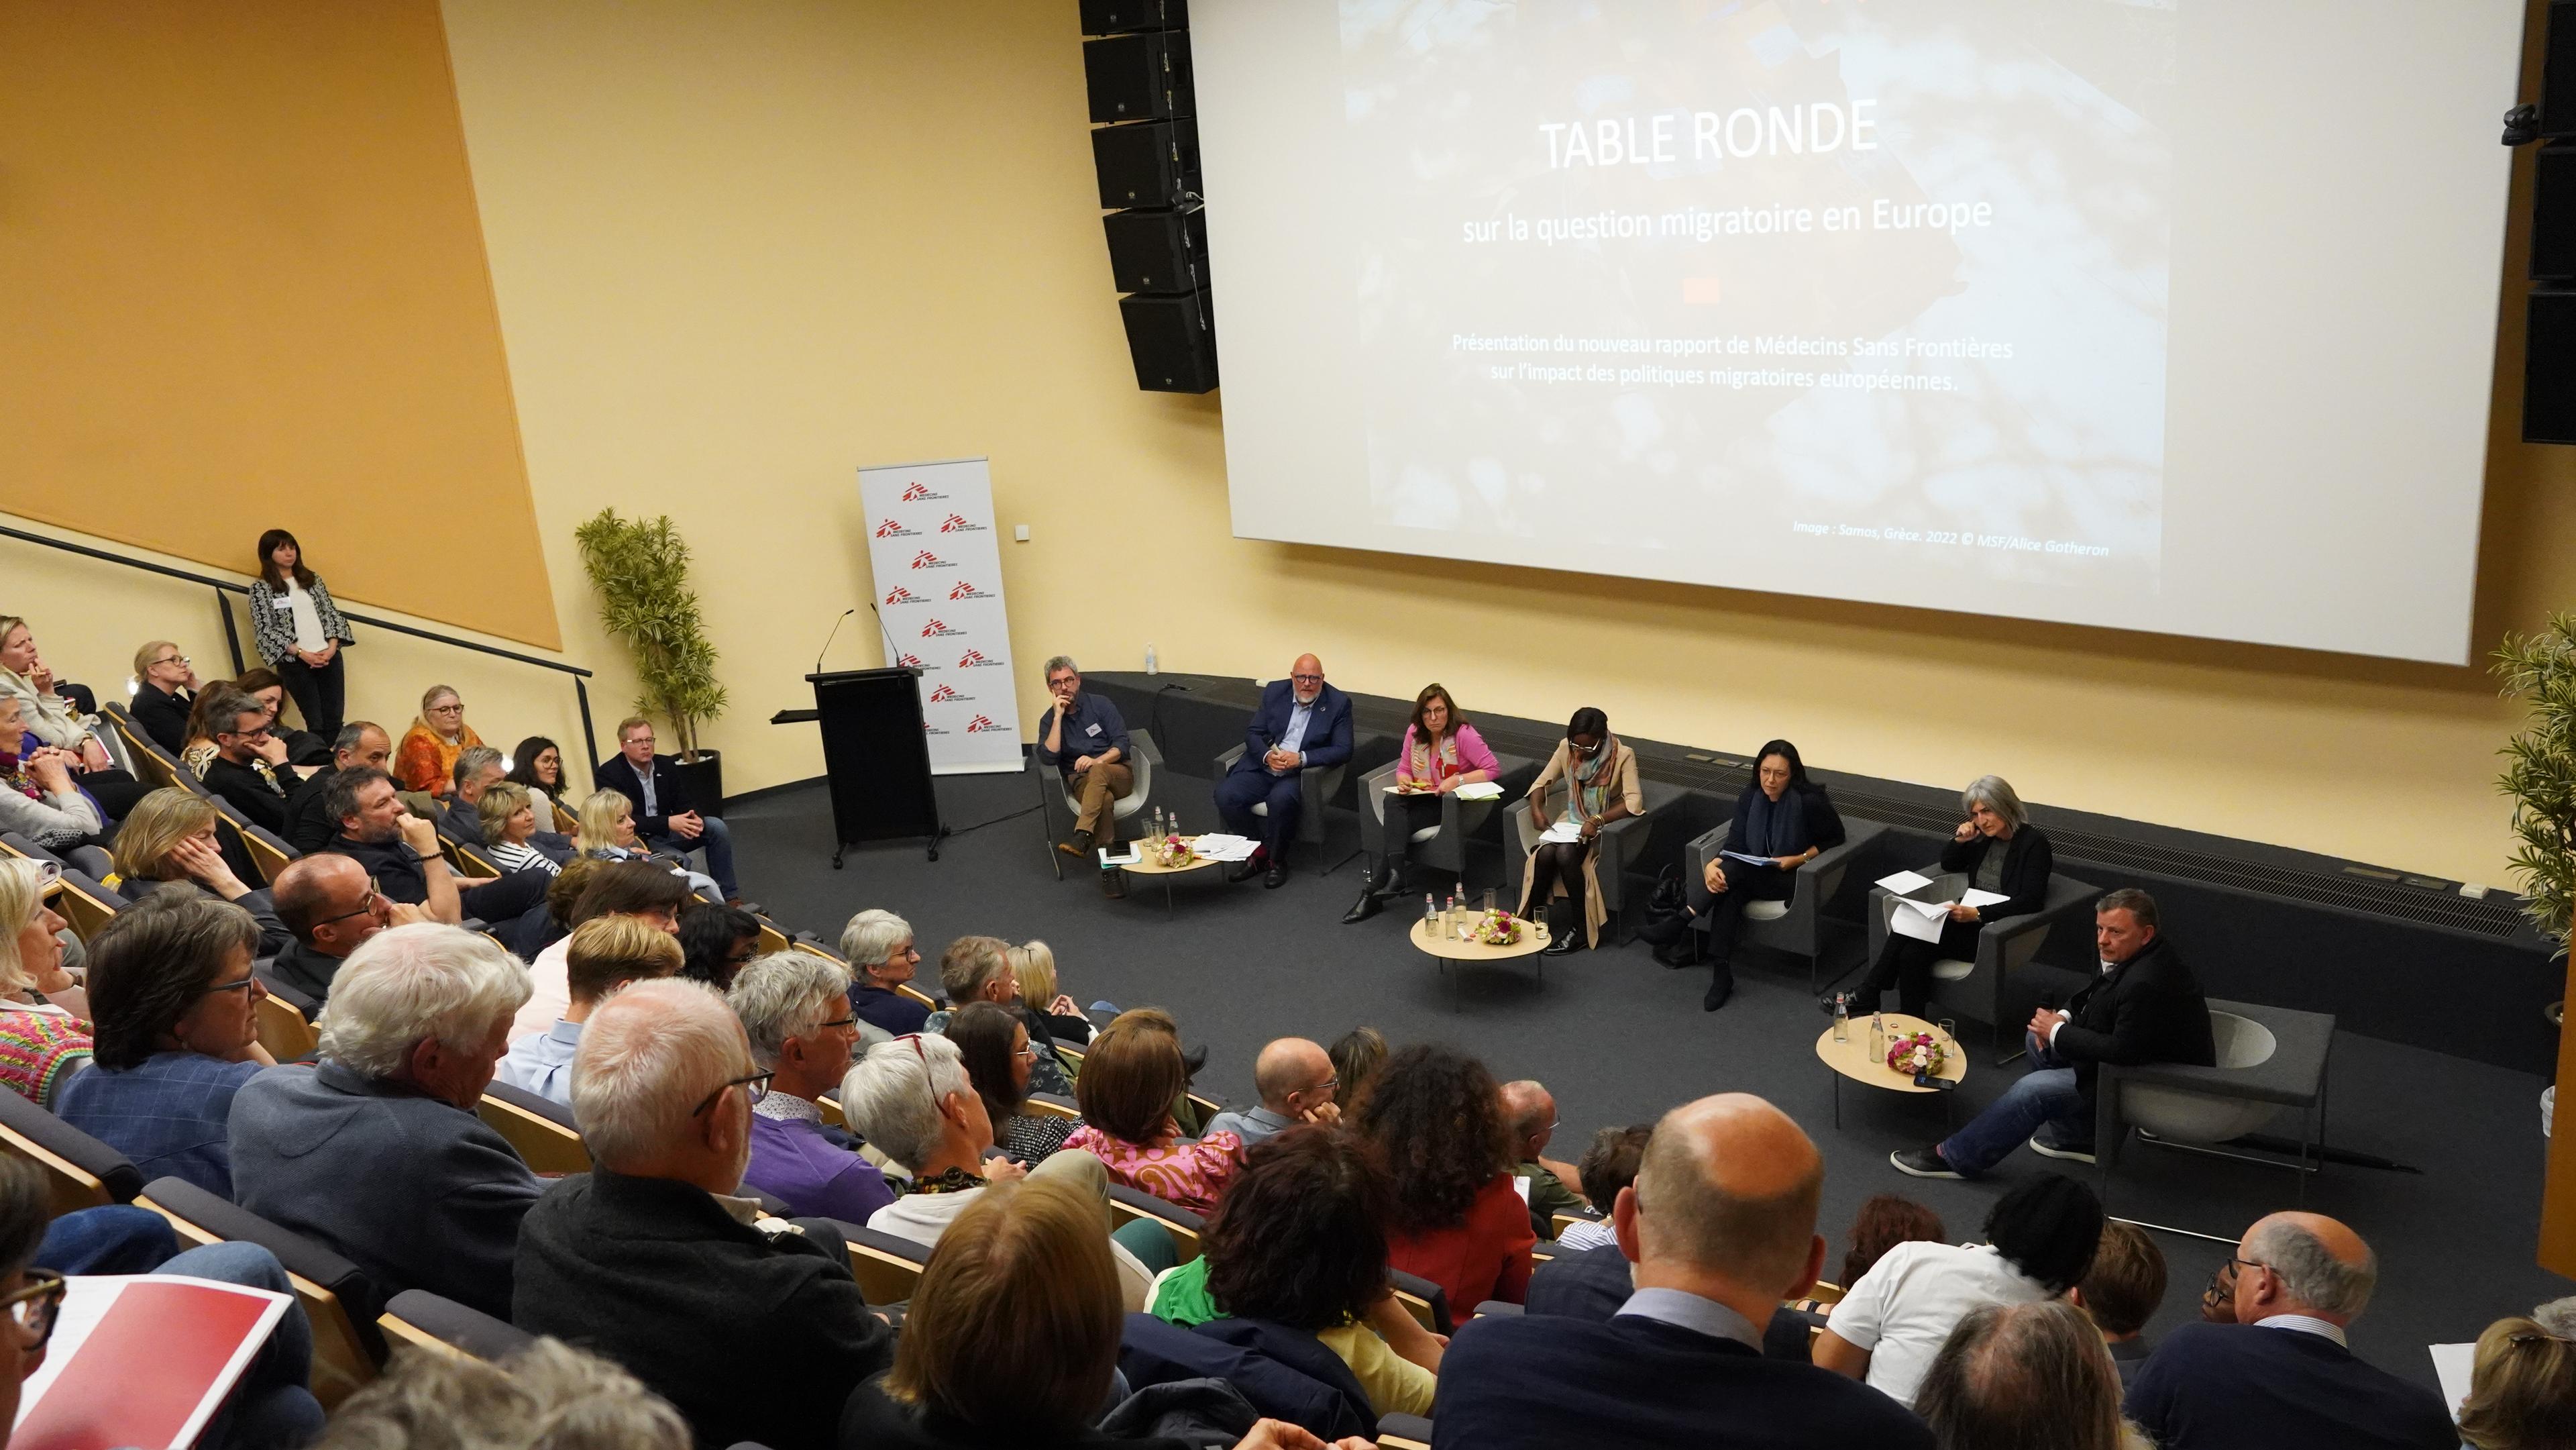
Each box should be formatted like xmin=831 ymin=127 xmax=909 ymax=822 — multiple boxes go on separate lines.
xmin=727 ymin=949 xmax=890 ymax=1223
xmin=1343 ymin=682 xmax=1502 ymax=923
xmin=1915 ymin=1300 xmax=2149 ymax=1450
xmin=1851 ymin=775 xmax=2054 ymax=1019
xmin=310 ymin=1337 xmax=691 ymax=1450
xmin=1434 ymin=1093 xmax=1935 ymax=1450
xmin=1330 ymin=1026 xmax=1387 ymax=1111
xmin=844 ymin=908 xmax=930 ymax=1035
xmin=2123 ymin=1211 xmax=2453 ymax=1450
xmin=1678 ymin=739 xmax=1847 ymax=1011
xmin=1215 ymin=655 xmax=1354 ymax=889
xmin=480 ymin=782 xmax=571 ymax=876
xmin=1203 ymin=1037 xmax=1340 ymax=1147
xmin=1554 ymin=1124 xmax=1650 ymax=1253
xmin=0 ymin=695 xmax=102 ymax=850
xmin=267 ymin=852 xmax=415 ymax=1009
xmin=675 ymin=900 xmax=760 ymax=990
xmin=1818 ymin=1174 xmax=2104 ymax=1407
xmin=2071 ymin=1221 xmax=2167 ymax=1388
xmin=1498 ymin=1078 xmax=1585 ymax=1240
xmin=394 ymin=684 xmax=481 ymax=798
xmin=1033 ymin=655 xmax=1134 ymax=897
xmin=1837 ymin=1193 xmax=1949 ymax=1292
xmin=511 ymin=861 xmax=689 ymax=1040
xmin=57 ymin=890 xmax=276 ymax=1197
xmin=1894 ymin=888 xmax=2212 ymax=1180
xmin=127 ymin=639 xmax=201 ymax=756
xmin=1066 ymin=1007 xmax=1243 ymax=1214
xmin=1516 ymin=706 xmax=1644 ymax=956
xmin=196 ymin=684 xmax=303 ymax=833
xmin=323 ymin=765 xmax=551 ymax=946
xmin=842 ymin=1175 xmax=1358 ymax=1450
xmin=103 ymin=788 xmax=293 ymax=956
xmin=229 ymin=923 xmax=543 ymax=1322
xmin=574 ymin=787 xmax=722 ymax=899
xmin=282 ymin=721 xmax=391 ymax=853
xmin=2531 ymin=1294 xmax=2576 ymax=1339
xmin=1010 ymin=937 xmax=1095 ymax=1045
xmin=0 ymin=1152 xmax=325 ymax=1450
xmin=0 ymin=862 xmax=91 ymax=1109
xmin=1354 ymin=1044 xmax=1532 ymax=1310
xmin=0 ymin=616 xmax=125 ymax=778
xmin=498 ymin=916 xmax=684 ymax=1104
xmin=926 ymin=934 xmax=1072 ymax=1098
xmin=946 ymin=999 xmax=1075 ymax=1162
xmin=504 ymin=735 xmax=571 ymax=825
xmin=231 ymin=666 xmax=330 ymax=766
xmin=2459 ymin=1314 xmax=2576 ymax=1450
xmin=180 ymin=685 xmax=226 ymax=777
xmin=1150 ymin=1125 xmax=1446 ymax=1418
xmin=593 ymin=716 xmax=742 ymax=907
xmin=513 ymin=978 xmax=894 ymax=1450
xmin=439 ymin=744 xmax=510 ymax=845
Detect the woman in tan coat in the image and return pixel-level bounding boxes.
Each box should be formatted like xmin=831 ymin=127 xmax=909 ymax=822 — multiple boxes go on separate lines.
xmin=1517 ymin=706 xmax=1644 ymax=955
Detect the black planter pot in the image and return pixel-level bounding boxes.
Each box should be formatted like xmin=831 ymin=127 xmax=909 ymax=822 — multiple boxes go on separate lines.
xmin=674 ymin=749 xmax=724 ymax=819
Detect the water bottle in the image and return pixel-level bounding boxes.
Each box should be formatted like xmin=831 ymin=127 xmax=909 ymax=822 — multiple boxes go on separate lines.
xmin=1151 ymin=806 xmax=1165 ymax=839
xmin=1833 ymin=994 xmax=1850 ymax=1045
xmin=1870 ymin=1012 xmax=1886 ymax=1059
xmin=1423 ymin=894 xmax=1438 ymax=931
xmin=1144 ymin=642 xmax=1158 ymax=676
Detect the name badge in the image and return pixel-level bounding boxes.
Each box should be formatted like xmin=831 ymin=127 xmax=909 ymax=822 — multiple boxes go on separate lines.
xmin=271 ymin=597 xmax=293 ymax=611
xmin=1084 ymin=723 xmax=1102 ymax=737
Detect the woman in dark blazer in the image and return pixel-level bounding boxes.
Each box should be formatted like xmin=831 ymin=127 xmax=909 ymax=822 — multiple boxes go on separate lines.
xmin=1681 ymin=739 xmax=1846 ymax=1013
xmin=127 ymin=640 xmax=201 ymax=757
xmin=1849 ymin=775 xmax=2052 ymax=1020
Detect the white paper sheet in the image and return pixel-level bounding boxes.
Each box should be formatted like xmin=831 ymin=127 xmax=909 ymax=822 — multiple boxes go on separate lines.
xmin=1960 ymin=888 xmax=2013 ymax=909
xmin=2429 ymin=1343 xmax=2476 ymax=1420
xmin=1510 ymin=1176 xmax=1532 ymax=1204
xmin=1454 ymin=781 xmax=1504 ymax=800
xmin=1186 ymin=834 xmax=1258 ymax=862
xmin=1876 ymin=869 xmax=1935 ymax=894
xmin=1889 ymin=897 xmax=1953 ymax=943
xmin=1539 ymin=821 xmax=1584 ymax=844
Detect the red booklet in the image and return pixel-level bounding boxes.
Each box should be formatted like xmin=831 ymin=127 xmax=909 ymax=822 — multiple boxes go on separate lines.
xmin=13 ymin=1274 xmax=290 ymax=1450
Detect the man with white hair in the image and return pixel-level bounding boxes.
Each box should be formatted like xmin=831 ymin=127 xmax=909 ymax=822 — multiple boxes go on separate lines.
xmin=513 ymin=978 xmax=894 ymax=1450
xmin=729 ymin=950 xmax=894 ymax=1223
xmin=840 ymin=1032 xmax=1164 ymax=1310
xmin=227 ymin=923 xmax=542 ymax=1321
xmin=2123 ymin=1210 xmax=2452 ymax=1449
xmin=1201 ymin=1037 xmax=1339 ymax=1147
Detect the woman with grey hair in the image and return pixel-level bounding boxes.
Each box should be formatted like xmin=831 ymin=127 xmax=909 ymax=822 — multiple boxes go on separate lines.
xmin=315 ymin=1337 xmax=690 ymax=1450
xmin=1915 ymin=1300 xmax=2150 ymax=1450
xmin=729 ymin=951 xmax=892 ymax=1224
xmin=843 ymin=907 xmax=931 ymax=1036
xmin=1849 ymin=774 xmax=2054 ymax=1019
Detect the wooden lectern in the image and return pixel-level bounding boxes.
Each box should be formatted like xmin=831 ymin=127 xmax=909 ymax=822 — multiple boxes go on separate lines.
xmin=770 ymin=669 xmax=945 ymax=867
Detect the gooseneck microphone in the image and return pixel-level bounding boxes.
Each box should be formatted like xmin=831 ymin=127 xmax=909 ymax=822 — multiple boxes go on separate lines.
xmin=814 ymin=609 xmax=856 ymax=675
xmin=867 ymin=601 xmax=908 ymax=668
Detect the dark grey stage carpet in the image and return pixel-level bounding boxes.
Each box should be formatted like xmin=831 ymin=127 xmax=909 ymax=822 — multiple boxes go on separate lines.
xmin=729 ymin=770 xmax=2569 ymax=1390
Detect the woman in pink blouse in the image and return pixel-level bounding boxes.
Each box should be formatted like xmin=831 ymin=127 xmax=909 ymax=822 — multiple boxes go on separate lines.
xmin=1344 ymin=683 xmax=1503 ymax=923
xmin=1063 ymin=1006 xmax=1241 ymax=1214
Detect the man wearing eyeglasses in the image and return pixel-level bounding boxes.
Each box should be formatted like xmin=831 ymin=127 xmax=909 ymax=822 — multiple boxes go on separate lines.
xmin=2123 ymin=1211 xmax=2452 ymax=1450
xmin=1202 ymin=1037 xmax=1340 ymax=1147
xmin=1215 ymin=654 xmax=1354 ymax=889
xmin=266 ymin=853 xmax=422 ymax=1010
xmin=198 ymin=685 xmax=299 ymax=834
xmin=517 ymin=978 xmax=893 ymax=1450
xmin=1501 ymin=1080 xmax=1589 ymax=1241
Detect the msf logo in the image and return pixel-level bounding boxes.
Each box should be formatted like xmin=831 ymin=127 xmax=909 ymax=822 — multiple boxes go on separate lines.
xmin=901 ymin=482 xmax=947 ymax=502
xmin=873 ymin=518 xmax=918 ymax=539
xmin=910 ymin=550 xmax=955 ymax=570
xmin=947 ymin=580 xmax=994 ymax=601
xmin=927 ymin=684 xmax=968 ymax=703
xmin=920 ymin=618 xmax=968 ymax=638
xmin=965 ymin=715 xmax=1000 ymax=733
xmin=957 ymin=649 xmax=1006 ymax=668
xmin=895 ymin=652 xmax=924 ymax=668
xmin=937 ymin=513 xmax=986 ymax=533
xmin=883 ymin=586 xmax=921 ymax=605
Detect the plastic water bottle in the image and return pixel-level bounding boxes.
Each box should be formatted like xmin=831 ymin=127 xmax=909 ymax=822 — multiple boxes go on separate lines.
xmin=1151 ymin=806 xmax=1165 ymax=839
xmin=1833 ymin=994 xmax=1850 ymax=1045
xmin=1144 ymin=642 xmax=1158 ymax=676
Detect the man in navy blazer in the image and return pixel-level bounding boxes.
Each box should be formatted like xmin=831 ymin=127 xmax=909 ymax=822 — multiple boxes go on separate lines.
xmin=1434 ymin=1093 xmax=1934 ymax=1450
xmin=594 ymin=716 xmax=741 ymax=904
xmin=1214 ymin=654 xmax=1354 ymax=888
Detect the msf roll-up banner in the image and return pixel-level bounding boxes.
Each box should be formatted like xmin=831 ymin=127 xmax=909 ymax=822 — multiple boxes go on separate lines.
xmin=857 ymin=458 xmax=1024 ymax=774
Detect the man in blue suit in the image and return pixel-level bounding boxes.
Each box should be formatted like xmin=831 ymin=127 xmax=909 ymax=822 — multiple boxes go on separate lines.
xmin=1214 ymin=654 xmax=1354 ymax=888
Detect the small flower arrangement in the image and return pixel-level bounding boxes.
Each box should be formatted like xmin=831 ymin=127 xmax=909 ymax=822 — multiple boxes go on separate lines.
xmin=1886 ymin=1031 xmax=1947 ymax=1078
xmin=1470 ymin=908 xmax=1522 ymax=946
xmin=1154 ymin=834 xmax=1195 ymax=868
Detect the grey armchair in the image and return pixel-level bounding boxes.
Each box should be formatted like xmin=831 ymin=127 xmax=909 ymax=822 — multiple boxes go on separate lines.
xmin=1684 ymin=817 xmax=1889 ymax=992
xmin=1213 ymin=743 xmax=1348 ymax=870
xmin=1865 ymin=868 xmax=2098 ymax=1058
xmin=1033 ymin=728 xmax=1161 ymax=880
xmin=1354 ymin=753 xmax=1534 ymax=894
xmin=1505 ymin=779 xmax=1686 ymax=945
xmin=2094 ymin=998 xmax=2334 ymax=1229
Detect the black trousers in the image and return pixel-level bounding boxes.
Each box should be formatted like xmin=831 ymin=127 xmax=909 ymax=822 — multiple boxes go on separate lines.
xmin=1852 ymin=917 xmax=1986 ymax=1017
xmin=460 ymin=870 xmax=552 ymax=950
xmin=274 ymin=654 xmax=347 ymax=741
xmin=1379 ymin=794 xmax=1440 ymax=872
xmin=1699 ymin=869 xmax=1796 ymax=966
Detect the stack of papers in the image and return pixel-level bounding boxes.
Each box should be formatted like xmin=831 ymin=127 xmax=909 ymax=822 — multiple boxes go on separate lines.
xmin=1455 ymin=781 xmax=1505 ymax=800
xmin=1876 ymin=869 xmax=2014 ymax=943
xmin=1185 ymin=833 xmax=1257 ymax=862
xmin=1538 ymin=821 xmax=1584 ymax=845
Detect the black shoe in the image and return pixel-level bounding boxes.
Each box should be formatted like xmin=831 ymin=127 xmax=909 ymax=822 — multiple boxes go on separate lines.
xmin=1226 ymin=858 xmax=1263 ymax=884
xmin=1541 ymin=929 xmax=1580 ymax=957
xmin=1890 ymin=1147 xmax=1962 ymax=1180
xmin=1375 ymin=865 xmax=1410 ymax=900
xmin=1057 ymin=829 xmax=1093 ymax=860
xmin=1654 ymin=939 xmax=1695 ymax=970
xmin=2029 ymin=1135 xmax=2097 ymax=1164
xmin=1263 ymin=866 xmax=1287 ymax=889
xmin=1342 ymin=886 xmax=1384 ymax=925
xmin=1703 ymin=964 xmax=1735 ymax=1012
xmin=1099 ymin=872 xmax=1126 ymax=900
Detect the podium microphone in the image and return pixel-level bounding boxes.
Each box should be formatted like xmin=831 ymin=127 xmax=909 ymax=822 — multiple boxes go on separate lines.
xmin=867 ymin=601 xmax=909 ymax=668
xmin=813 ymin=609 xmax=856 ymax=675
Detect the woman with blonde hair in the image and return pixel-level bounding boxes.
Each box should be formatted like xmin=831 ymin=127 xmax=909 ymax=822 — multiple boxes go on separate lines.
xmin=576 ymin=788 xmax=718 ymax=897
xmin=127 ymin=639 xmax=202 ymax=756
xmin=1008 ymin=939 xmax=1093 ymax=1045
xmin=0 ymin=860 xmax=94 ymax=1107
xmin=393 ymin=684 xmax=480 ymax=797
xmin=478 ymin=782 xmax=567 ymax=877
xmin=2461 ymin=1316 xmax=2576 ymax=1449
xmin=101 ymin=788 xmax=292 ymax=957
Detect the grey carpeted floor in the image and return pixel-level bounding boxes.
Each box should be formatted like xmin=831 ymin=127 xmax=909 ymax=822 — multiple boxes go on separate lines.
xmin=728 ymin=768 xmax=2570 ymax=1391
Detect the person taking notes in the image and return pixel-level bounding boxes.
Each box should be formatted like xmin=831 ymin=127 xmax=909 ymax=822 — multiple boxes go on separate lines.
xmin=1519 ymin=707 xmax=1644 ymax=956
xmin=1344 ymin=683 xmax=1501 ymax=923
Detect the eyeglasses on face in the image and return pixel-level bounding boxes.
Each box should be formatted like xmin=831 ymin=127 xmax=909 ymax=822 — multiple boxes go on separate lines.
xmin=429 ymin=702 xmax=464 ymax=713
xmin=690 ymin=1070 xmax=772 ymax=1117
xmin=1291 ymin=672 xmax=1324 ymax=684
xmin=314 ymin=879 xmax=383 ymax=927
xmin=2 ymin=1270 xmax=65 ymax=1347
xmin=204 ymin=972 xmax=264 ymax=999
xmin=152 ymin=654 xmax=189 ymax=669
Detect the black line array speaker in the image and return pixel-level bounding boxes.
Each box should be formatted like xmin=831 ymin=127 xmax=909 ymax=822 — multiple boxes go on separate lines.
xmin=1091 ymin=119 xmax=1200 ymax=209
xmin=2528 ymin=5 xmax=2576 ymax=442
xmin=1104 ymin=208 xmax=1207 ymax=295
xmin=1080 ymin=0 xmax=1186 ymax=36
xmin=2538 ymin=143 xmax=2576 ymax=282
xmin=2529 ymin=290 xmax=2576 ymax=444
xmin=1083 ymin=32 xmax=1193 ymax=123
xmin=2547 ymin=1 xmax=2576 ymax=137
xmin=1119 ymin=289 xmax=1218 ymax=393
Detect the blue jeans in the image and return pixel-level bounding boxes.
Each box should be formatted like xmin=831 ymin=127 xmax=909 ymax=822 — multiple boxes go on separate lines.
xmin=37 ymin=1205 xmax=178 ymax=1275
xmin=1938 ymin=1032 xmax=2091 ymax=1176
xmin=647 ymin=813 xmax=736 ymax=898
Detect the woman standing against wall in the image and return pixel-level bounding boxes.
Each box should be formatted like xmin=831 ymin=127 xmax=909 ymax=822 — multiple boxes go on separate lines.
xmin=246 ymin=529 xmax=354 ymax=741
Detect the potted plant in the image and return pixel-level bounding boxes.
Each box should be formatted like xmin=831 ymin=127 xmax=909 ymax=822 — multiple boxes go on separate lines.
xmin=576 ymin=508 xmax=730 ymax=815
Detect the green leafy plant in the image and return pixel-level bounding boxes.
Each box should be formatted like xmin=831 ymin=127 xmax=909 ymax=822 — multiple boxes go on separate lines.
xmin=2495 ymin=613 xmax=2576 ymax=955
xmin=574 ymin=508 xmax=727 ymax=760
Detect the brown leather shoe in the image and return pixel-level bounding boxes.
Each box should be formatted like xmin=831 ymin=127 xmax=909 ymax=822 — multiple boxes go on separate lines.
xmin=1057 ymin=829 xmax=1093 ymax=859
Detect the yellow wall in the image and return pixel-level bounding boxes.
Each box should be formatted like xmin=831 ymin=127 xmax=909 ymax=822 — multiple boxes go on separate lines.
xmin=436 ymin=0 xmax=2572 ymax=888
xmin=0 ymin=0 xmax=558 ymax=650
xmin=3 ymin=1 xmax=2564 ymax=892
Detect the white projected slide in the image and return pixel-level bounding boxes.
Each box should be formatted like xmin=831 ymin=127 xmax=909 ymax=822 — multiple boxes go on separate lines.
xmin=1197 ymin=1 xmax=2522 ymax=663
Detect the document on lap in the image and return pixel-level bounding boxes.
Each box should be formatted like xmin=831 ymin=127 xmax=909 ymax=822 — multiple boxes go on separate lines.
xmin=1888 ymin=896 xmax=1953 ymax=943
xmin=1959 ymin=888 xmax=2012 ymax=909
xmin=1538 ymin=821 xmax=1584 ymax=844
xmin=1454 ymin=781 xmax=1504 ymax=800
xmin=1720 ymin=849 xmax=1781 ymax=868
